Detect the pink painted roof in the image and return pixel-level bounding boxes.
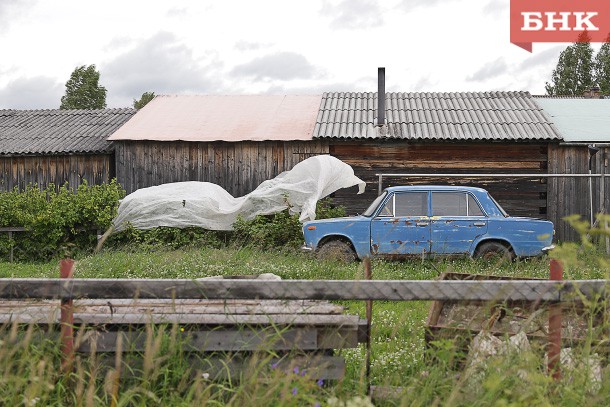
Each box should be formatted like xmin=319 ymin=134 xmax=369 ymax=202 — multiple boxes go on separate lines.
xmin=109 ymin=94 xmax=322 ymax=142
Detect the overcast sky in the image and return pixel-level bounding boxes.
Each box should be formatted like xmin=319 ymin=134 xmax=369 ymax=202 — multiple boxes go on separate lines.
xmin=0 ymin=0 xmax=596 ymax=109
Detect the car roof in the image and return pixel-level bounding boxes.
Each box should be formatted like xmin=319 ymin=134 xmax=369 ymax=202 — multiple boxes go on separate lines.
xmin=384 ymin=185 xmax=488 ymax=193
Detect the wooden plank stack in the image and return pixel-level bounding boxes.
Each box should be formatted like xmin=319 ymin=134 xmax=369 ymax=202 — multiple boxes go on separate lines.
xmin=0 ymin=297 xmax=367 ymax=381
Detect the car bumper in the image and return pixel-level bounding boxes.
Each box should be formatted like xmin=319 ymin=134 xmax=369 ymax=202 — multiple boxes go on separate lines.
xmin=542 ymin=245 xmax=556 ymax=254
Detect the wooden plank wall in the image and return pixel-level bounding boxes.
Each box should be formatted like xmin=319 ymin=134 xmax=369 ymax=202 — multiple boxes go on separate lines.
xmin=0 ymin=154 xmax=113 ymax=191
xmin=114 ymin=140 xmax=330 ymax=196
xmin=330 ymin=141 xmax=549 ymax=220
xmin=547 ymin=145 xmax=609 ymax=242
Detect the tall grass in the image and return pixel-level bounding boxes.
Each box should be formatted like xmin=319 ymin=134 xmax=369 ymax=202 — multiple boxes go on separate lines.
xmin=0 ymin=245 xmax=609 ymax=405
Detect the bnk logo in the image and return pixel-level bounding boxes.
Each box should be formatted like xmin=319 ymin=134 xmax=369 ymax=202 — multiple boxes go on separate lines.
xmin=510 ymin=0 xmax=610 ymax=52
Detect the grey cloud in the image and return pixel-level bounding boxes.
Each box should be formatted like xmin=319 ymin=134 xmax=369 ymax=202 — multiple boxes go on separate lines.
xmin=0 ymin=76 xmax=63 ymax=109
xmin=482 ymin=0 xmax=507 ymax=17
xmin=411 ymin=76 xmax=436 ymax=91
xmin=266 ymin=81 xmax=368 ymax=95
xmin=321 ymin=0 xmax=383 ymax=29
xmin=466 ymin=58 xmax=508 ymax=82
xmin=166 ymin=7 xmax=188 ymax=18
xmin=234 ymin=41 xmax=269 ymax=51
xmin=231 ymin=52 xmax=319 ymax=81
xmin=396 ymin=0 xmax=458 ymax=12
xmin=519 ymin=46 xmax=564 ymax=70
xmin=102 ymin=31 xmax=217 ymax=107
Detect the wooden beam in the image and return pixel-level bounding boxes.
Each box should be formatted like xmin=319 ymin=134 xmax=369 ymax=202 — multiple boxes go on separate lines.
xmin=0 ymin=278 xmax=598 ymax=302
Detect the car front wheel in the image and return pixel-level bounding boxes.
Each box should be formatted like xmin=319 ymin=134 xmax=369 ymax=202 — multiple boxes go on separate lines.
xmin=474 ymin=241 xmax=515 ymax=262
xmin=316 ymin=240 xmax=357 ymax=263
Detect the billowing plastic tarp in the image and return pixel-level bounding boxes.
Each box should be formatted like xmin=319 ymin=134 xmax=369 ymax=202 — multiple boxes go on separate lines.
xmin=112 ymin=155 xmax=365 ymax=232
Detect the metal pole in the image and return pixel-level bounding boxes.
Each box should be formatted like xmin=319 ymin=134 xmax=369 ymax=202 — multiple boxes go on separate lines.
xmin=374 ymin=173 xmax=601 ymax=178
xmin=602 ymin=148 xmax=609 ymax=254
xmin=60 ymin=258 xmax=75 ymax=374
xmin=548 ymin=259 xmax=563 ymax=380
xmin=589 ymin=168 xmax=594 ymax=226
xmin=378 ymin=174 xmax=383 ymax=196
xmin=377 ymin=67 xmax=385 ymax=127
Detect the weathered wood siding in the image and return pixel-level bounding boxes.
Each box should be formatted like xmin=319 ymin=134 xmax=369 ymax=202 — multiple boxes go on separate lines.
xmin=0 ymin=154 xmax=113 ymax=191
xmin=547 ymin=145 xmax=609 ymax=242
xmin=330 ymin=141 xmax=549 ymax=220
xmin=114 ymin=140 xmax=330 ymax=196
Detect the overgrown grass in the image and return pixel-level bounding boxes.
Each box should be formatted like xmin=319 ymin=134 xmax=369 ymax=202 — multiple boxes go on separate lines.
xmin=0 ymin=245 xmax=609 ymax=405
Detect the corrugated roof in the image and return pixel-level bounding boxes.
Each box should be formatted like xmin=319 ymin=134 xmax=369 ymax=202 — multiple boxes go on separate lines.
xmin=313 ymin=91 xmax=562 ymax=141
xmin=533 ymin=98 xmax=610 ymax=143
xmin=109 ymin=95 xmax=322 ymax=142
xmin=0 ymin=109 xmax=136 ymax=155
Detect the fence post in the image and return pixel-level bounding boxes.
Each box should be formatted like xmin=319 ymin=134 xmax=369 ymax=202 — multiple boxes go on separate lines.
xmin=548 ymin=258 xmax=563 ymax=380
xmin=364 ymin=257 xmax=372 ymax=394
xmin=60 ymin=258 xmax=75 ymax=374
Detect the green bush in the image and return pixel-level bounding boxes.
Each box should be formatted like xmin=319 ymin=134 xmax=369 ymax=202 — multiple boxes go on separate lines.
xmin=232 ymin=198 xmax=346 ymax=249
xmin=0 ymin=180 xmax=125 ymax=261
xmin=107 ymin=226 xmax=229 ymax=250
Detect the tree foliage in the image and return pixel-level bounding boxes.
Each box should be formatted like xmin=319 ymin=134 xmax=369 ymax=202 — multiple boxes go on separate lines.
xmin=60 ymin=65 xmax=107 ymax=109
xmin=133 ymin=91 xmax=156 ymax=109
xmin=595 ymin=34 xmax=610 ymax=95
xmin=545 ymin=32 xmax=595 ymax=96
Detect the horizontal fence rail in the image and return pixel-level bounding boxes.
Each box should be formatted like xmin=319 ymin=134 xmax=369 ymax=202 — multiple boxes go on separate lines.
xmin=0 ymin=279 xmax=607 ymax=302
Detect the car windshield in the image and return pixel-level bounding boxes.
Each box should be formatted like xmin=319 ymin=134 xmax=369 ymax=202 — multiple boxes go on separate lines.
xmin=489 ymin=194 xmax=509 ymax=217
xmin=362 ymin=192 xmax=388 ymax=217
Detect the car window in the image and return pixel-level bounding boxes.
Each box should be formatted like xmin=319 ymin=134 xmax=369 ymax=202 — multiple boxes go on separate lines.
xmin=380 ymin=192 xmax=428 ymax=217
xmin=363 ymin=191 xmax=388 ymax=217
xmin=432 ymin=192 xmax=485 ymax=216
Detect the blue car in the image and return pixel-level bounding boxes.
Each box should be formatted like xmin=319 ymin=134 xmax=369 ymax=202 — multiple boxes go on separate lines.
xmin=302 ymin=186 xmax=554 ymax=261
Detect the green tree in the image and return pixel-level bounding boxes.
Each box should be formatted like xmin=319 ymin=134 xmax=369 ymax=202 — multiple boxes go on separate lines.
xmin=60 ymin=65 xmax=107 ymax=109
xmin=594 ymin=34 xmax=610 ymax=95
xmin=133 ymin=91 xmax=155 ymax=109
xmin=545 ymin=32 xmax=594 ymax=96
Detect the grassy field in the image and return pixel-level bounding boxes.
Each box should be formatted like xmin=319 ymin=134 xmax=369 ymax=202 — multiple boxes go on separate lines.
xmin=0 ymin=246 xmax=609 ymax=406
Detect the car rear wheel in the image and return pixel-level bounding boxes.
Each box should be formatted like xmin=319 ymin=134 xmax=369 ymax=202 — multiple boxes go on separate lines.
xmin=474 ymin=241 xmax=515 ymax=262
xmin=316 ymin=240 xmax=357 ymax=263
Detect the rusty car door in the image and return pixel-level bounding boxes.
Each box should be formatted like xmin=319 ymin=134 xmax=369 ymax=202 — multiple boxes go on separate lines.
xmin=430 ymin=191 xmax=488 ymax=255
xmin=370 ymin=192 xmax=431 ymax=256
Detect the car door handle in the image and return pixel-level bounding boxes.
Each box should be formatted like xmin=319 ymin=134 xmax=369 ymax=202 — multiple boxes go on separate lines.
xmin=473 ymin=222 xmax=486 ymax=227
xmin=416 ymin=222 xmax=429 ymax=227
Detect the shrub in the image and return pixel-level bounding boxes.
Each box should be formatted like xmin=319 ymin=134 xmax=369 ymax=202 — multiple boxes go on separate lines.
xmin=107 ymin=226 xmax=229 ymax=251
xmin=232 ymin=198 xmax=346 ymax=249
xmin=0 ymin=180 xmax=125 ymax=261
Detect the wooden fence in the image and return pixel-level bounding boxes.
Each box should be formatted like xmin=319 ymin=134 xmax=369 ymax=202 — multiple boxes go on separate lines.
xmin=0 ymin=259 xmax=606 ymax=383
xmin=0 ymin=276 xmax=605 ymax=302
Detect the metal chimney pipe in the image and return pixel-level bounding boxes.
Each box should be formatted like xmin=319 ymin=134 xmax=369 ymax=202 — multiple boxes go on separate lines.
xmin=377 ymin=67 xmax=385 ymax=126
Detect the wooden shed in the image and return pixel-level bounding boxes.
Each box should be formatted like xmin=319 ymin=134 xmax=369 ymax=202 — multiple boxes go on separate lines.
xmin=108 ymin=92 xmax=571 ymax=238
xmin=0 ymin=109 xmax=135 ymax=191
xmin=535 ymin=97 xmax=610 ymax=241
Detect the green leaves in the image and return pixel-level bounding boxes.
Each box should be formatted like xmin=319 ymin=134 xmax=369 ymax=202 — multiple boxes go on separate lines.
xmin=594 ymin=35 xmax=610 ymax=95
xmin=133 ymin=92 xmax=156 ymax=109
xmin=0 ymin=180 xmax=125 ymax=261
xmin=60 ymin=65 xmax=107 ymax=109
xmin=545 ymin=32 xmax=595 ymax=96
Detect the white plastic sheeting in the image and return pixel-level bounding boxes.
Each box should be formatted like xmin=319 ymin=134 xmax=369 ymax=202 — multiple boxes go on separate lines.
xmin=112 ymin=155 xmax=365 ymax=232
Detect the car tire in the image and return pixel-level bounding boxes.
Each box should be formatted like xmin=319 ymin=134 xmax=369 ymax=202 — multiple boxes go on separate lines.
xmin=316 ymin=240 xmax=357 ymax=263
xmin=474 ymin=241 xmax=515 ymax=262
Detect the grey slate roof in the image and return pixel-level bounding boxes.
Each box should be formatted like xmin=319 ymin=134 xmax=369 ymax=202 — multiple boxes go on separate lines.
xmin=314 ymin=91 xmax=562 ymax=141
xmin=0 ymin=109 xmax=136 ymax=155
